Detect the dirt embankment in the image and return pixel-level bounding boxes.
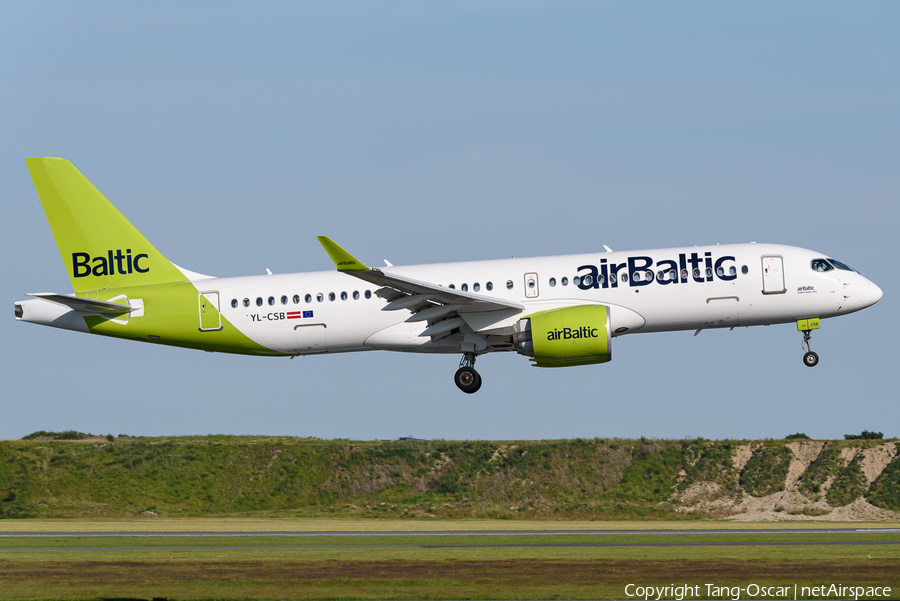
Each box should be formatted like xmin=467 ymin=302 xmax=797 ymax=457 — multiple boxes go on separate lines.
xmin=1 ymin=437 xmax=898 ymax=521
xmin=673 ymin=441 xmax=900 ymax=522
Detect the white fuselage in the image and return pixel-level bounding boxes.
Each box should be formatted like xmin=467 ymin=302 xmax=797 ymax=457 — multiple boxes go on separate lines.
xmin=201 ymin=243 xmax=881 ymax=356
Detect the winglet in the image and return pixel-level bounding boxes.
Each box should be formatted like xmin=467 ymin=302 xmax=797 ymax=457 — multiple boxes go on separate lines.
xmin=317 ymin=236 xmax=370 ymax=272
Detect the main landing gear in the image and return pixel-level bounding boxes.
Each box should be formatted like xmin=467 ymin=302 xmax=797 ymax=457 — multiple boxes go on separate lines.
xmin=454 ymin=352 xmax=482 ymax=394
xmin=801 ymin=329 xmax=819 ymax=367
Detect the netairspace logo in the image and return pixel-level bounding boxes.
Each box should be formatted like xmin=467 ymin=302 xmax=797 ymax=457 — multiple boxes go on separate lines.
xmin=624 ymin=582 xmax=892 ymax=600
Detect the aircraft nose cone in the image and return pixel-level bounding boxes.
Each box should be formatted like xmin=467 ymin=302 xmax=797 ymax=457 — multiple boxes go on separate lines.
xmin=870 ymin=282 xmax=883 ymax=306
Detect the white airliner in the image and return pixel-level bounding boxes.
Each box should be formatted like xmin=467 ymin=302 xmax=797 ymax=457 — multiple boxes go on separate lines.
xmin=15 ymin=158 xmax=883 ymax=393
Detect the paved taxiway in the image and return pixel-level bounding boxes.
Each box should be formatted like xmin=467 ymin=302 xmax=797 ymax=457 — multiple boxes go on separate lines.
xmin=1 ymin=528 xmax=897 ymax=538
xmin=2 ymin=541 xmax=899 ymax=552
xmin=1 ymin=528 xmax=898 ymax=551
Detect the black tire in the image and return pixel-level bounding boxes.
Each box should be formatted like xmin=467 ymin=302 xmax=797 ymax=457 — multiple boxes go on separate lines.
xmin=803 ymin=351 xmax=819 ymax=367
xmin=454 ymin=366 xmax=482 ymax=394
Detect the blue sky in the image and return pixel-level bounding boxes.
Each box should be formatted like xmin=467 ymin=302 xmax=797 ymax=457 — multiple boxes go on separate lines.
xmin=2 ymin=2 xmax=897 ymax=441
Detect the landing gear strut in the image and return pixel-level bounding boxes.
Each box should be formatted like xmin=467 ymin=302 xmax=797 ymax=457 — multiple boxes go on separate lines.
xmin=454 ymin=352 xmax=482 ymax=394
xmin=801 ymin=329 xmax=818 ymax=367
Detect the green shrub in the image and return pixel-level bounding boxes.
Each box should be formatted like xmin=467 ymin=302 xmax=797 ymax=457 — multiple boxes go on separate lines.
xmin=680 ymin=440 xmax=738 ymax=493
xmin=799 ymin=444 xmax=840 ymax=495
xmin=866 ymin=456 xmax=900 ymax=511
xmin=844 ymin=431 xmax=883 ymax=440
xmin=785 ymin=433 xmax=810 ymax=440
xmin=826 ymin=455 xmax=867 ymax=507
xmin=21 ymin=430 xmax=93 ymax=441
xmin=740 ymin=445 xmax=792 ymax=496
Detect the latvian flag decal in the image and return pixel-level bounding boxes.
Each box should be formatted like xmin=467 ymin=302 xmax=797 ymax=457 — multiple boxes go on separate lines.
xmin=288 ymin=310 xmax=313 ymax=320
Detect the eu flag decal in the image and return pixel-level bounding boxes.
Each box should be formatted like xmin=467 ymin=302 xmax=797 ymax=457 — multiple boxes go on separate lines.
xmin=303 ymin=310 xmax=314 ymax=318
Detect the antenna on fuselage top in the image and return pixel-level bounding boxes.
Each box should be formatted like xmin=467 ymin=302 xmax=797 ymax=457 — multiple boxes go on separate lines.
xmin=603 ymin=245 xmax=613 ymax=252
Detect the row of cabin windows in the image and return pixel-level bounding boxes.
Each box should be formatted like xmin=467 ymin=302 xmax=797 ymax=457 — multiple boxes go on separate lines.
xmin=230 ymin=263 xmax=752 ymax=310
xmin=548 ymin=265 xmax=744 ymax=287
xmin=447 ymin=281 xmax=499 ymax=292
xmin=231 ymin=290 xmax=373 ymax=309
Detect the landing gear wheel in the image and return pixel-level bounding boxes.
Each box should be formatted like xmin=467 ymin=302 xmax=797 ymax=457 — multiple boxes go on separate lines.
xmin=454 ymin=366 xmax=482 ymax=394
xmin=803 ymin=351 xmax=819 ymax=367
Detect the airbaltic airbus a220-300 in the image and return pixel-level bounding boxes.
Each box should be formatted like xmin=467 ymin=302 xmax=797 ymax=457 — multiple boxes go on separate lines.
xmin=16 ymin=158 xmax=883 ymax=393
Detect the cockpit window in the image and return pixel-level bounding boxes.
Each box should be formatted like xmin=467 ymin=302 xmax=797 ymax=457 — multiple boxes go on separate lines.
xmin=811 ymin=259 xmax=834 ymax=272
xmin=827 ymin=258 xmax=857 ymax=273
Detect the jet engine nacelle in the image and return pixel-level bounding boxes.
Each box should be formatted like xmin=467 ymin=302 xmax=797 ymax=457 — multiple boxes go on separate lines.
xmin=513 ymin=305 xmax=612 ymax=367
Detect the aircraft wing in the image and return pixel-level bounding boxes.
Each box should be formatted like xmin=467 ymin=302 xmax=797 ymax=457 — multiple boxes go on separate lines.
xmin=26 ymin=293 xmax=133 ymax=314
xmin=317 ymin=237 xmax=524 ymax=335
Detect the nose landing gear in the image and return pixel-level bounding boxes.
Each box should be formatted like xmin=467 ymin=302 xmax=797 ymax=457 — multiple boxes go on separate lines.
xmin=454 ymin=352 xmax=482 ymax=393
xmin=798 ymin=318 xmax=820 ymax=367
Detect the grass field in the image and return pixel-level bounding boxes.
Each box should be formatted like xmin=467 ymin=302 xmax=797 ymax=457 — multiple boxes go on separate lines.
xmin=1 ymin=545 xmax=898 ymax=600
xmin=1 ymin=519 xmax=899 ymax=600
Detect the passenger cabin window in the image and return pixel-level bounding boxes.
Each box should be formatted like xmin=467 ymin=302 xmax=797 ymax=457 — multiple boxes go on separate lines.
xmin=549 ymin=277 xmax=556 ymax=287
xmin=341 ymin=291 xmax=348 ymax=301
xmin=506 ymin=280 xmax=514 ymax=290
xmin=281 ymin=295 xmax=288 ymax=305
xmin=231 ymin=299 xmax=238 ymax=308
xmin=353 ymin=291 xmax=359 ymax=300
xmin=293 ymin=295 xmax=300 ymax=304
xmin=461 ymin=283 xmax=468 ymax=292
xmin=365 ymin=290 xmax=372 ymax=299
xmin=317 ymin=293 xmax=324 ymax=302
xmin=256 ymin=297 xmax=263 ymax=307
xmin=486 ymin=282 xmax=493 ymax=291
xmin=473 ymin=283 xmax=480 ymax=291
xmin=243 ymin=298 xmax=250 ymax=307
xmin=268 ymin=296 xmax=275 ymax=306
xmin=741 ymin=265 xmax=749 ymax=274
xmin=305 ymin=294 xmax=312 ymax=303
xmin=562 ymin=277 xmax=568 ymax=286
xmin=329 ymin=292 xmax=336 ymax=301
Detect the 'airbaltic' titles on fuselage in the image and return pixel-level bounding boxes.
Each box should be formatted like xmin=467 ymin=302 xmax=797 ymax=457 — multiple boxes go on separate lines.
xmin=575 ymin=252 xmax=738 ymax=290
xmin=72 ymin=250 xmax=149 ymax=278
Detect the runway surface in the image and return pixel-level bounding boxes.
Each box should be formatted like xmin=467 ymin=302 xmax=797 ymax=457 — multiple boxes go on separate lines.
xmin=1 ymin=540 xmax=899 ymax=552
xmin=1 ymin=527 xmax=898 ymax=551
xmin=1 ymin=528 xmax=898 ymax=538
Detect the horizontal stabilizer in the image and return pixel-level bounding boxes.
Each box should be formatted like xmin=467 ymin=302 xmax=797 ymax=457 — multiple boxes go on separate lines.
xmin=26 ymin=293 xmax=132 ymax=314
